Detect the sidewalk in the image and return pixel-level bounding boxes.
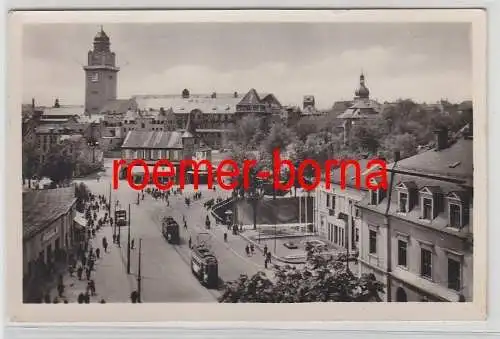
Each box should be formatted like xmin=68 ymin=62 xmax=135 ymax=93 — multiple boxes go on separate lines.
xmin=49 ymin=212 xmax=135 ymax=303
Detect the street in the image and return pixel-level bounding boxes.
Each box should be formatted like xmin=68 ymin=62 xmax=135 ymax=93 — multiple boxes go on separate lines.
xmin=70 ymin=159 xmax=273 ymax=302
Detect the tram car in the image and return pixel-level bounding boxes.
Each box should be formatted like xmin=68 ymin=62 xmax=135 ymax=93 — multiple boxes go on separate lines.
xmin=161 ymin=216 xmax=180 ymax=245
xmin=190 ymin=244 xmax=219 ymax=289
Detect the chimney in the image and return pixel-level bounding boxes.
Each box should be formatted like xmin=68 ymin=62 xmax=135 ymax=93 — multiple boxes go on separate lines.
xmin=54 ymin=98 xmax=60 ymax=108
xmin=233 ymin=91 xmax=238 ymax=98
xmin=434 ymin=128 xmax=448 ymax=151
xmin=32 ymin=98 xmax=35 ymax=109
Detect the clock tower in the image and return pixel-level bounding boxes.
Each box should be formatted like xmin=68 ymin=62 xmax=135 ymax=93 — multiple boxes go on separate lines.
xmin=84 ymin=26 xmax=120 ymax=115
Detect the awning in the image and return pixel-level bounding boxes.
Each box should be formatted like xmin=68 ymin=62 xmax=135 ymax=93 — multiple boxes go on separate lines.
xmin=73 ymin=215 xmax=88 ymax=229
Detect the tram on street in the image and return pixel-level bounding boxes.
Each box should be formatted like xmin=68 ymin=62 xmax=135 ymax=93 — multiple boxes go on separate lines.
xmin=190 ymin=235 xmax=219 ymax=289
xmin=115 ymin=209 xmax=127 ymax=227
xmin=161 ymin=216 xmax=180 ymax=245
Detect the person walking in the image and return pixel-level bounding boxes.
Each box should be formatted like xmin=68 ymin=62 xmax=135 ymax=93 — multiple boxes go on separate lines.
xmin=263 ymin=244 xmax=268 ymax=257
xmin=264 ymin=258 xmax=268 ymax=269
xmin=245 ymin=245 xmax=250 ymax=256
xmin=77 ymin=266 xmax=83 ymax=280
xmin=102 ymin=237 xmax=108 ymax=253
xmin=95 ymin=248 xmax=100 ymax=259
xmin=223 ymin=232 xmax=227 ymax=242
xmin=86 ymin=267 xmax=91 ymax=280
xmin=131 ymin=238 xmax=135 ymax=250
xmin=250 ymin=244 xmax=255 ymax=255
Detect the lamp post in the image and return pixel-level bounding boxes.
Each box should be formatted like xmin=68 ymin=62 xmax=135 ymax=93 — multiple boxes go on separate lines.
xmin=127 ymin=203 xmax=131 ymax=274
xmin=137 ymin=238 xmax=142 ymax=303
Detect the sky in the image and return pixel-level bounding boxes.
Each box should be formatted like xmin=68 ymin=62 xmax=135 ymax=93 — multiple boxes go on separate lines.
xmin=22 ymin=22 xmax=472 ymax=109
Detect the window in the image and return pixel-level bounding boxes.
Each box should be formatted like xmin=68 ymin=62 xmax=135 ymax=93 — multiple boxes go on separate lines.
xmin=370 ymin=190 xmax=378 ymax=205
xmin=326 ymin=194 xmax=330 ymax=208
xmin=449 ymin=203 xmax=462 ymax=228
xmin=334 ymin=225 xmax=338 ymax=244
xmin=90 ymin=72 xmax=99 ymax=82
xmin=422 ymin=198 xmax=433 ymax=220
xmin=369 ymin=230 xmax=377 ymax=254
xmin=141 ymin=123 xmax=145 ymax=129
xmin=420 ymin=248 xmax=432 ymax=279
xmin=398 ymin=240 xmax=407 ymax=267
xmin=448 ymin=258 xmax=461 ymax=291
xmin=399 ymin=192 xmax=408 ymax=213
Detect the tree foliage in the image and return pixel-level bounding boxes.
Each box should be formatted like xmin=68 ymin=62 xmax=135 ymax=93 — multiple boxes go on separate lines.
xmin=22 ymin=139 xmax=40 ymax=185
xmin=39 ymin=144 xmax=75 ymax=185
xmin=219 ymin=248 xmax=384 ymax=303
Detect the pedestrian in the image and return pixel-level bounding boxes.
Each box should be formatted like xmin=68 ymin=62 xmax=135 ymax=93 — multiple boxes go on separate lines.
xmin=117 ymin=234 xmax=120 ymax=244
xmin=86 ymin=267 xmax=91 ymax=280
xmin=264 ymin=258 xmax=268 ymax=269
xmin=245 ymin=245 xmax=250 ymax=256
xmin=184 ymin=221 xmax=187 ymax=229
xmin=96 ymin=248 xmax=100 ymax=259
xmin=77 ymin=266 xmax=83 ymax=280
xmin=89 ymin=280 xmax=96 ymax=296
xmin=92 ymin=229 xmax=96 ymax=238
xmin=112 ymin=234 xmax=117 ymax=243
xmin=102 ymin=237 xmax=108 ymax=252
xmin=266 ymin=251 xmax=272 ymax=264
xmin=89 ymin=259 xmax=95 ymax=272
xmin=77 ymin=293 xmax=85 ymax=304
xmin=263 ymin=244 xmax=268 ymax=256
xmin=84 ymin=292 xmax=90 ymax=304
xmin=57 ymin=282 xmax=64 ymax=297
xmin=68 ymin=264 xmax=74 ymax=277
xmin=223 ymin=232 xmax=227 ymax=242
xmin=130 ymin=290 xmax=139 ymax=303
xmin=188 ymin=237 xmax=192 ymax=249
xmin=250 ymin=244 xmax=255 ymax=255
xmin=131 ymin=239 xmax=135 ymax=250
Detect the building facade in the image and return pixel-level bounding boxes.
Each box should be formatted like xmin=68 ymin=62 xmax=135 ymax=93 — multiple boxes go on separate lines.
xmin=23 ymin=187 xmax=77 ymax=302
xmin=83 ymin=27 xmax=120 ymax=116
xmin=357 ymin=126 xmax=473 ymax=302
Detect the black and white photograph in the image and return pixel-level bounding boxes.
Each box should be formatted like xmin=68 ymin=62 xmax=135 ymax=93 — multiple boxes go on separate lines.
xmin=7 ymin=9 xmax=487 ymax=321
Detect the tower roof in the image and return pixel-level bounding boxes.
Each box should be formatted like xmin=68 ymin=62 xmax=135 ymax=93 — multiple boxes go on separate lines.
xmin=94 ymin=26 xmax=109 ymax=41
xmin=354 ymin=73 xmax=370 ymax=99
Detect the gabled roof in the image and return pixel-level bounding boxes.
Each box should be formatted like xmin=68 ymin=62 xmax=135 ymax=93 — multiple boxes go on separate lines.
xmin=396 ymin=181 xmax=418 ymax=190
xmin=237 ymin=88 xmax=261 ymax=106
xmin=121 ymin=130 xmax=184 ymax=149
xmin=23 ymin=187 xmax=76 ymax=240
xmin=419 ymin=186 xmax=443 ymax=195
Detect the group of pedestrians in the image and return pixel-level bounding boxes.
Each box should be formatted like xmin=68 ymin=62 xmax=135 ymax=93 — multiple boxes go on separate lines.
xmin=44 ymin=191 xmax=112 ymax=304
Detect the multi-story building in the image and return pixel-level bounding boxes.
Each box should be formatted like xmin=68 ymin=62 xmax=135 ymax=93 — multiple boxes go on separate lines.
xmin=119 ymin=126 xmax=211 ymax=184
xmin=235 ymin=88 xmax=282 ymax=121
xmin=357 ymin=125 xmax=473 ymax=302
xmin=59 ymin=134 xmax=104 ymax=176
xmin=23 ymin=187 xmax=77 ymax=302
xmin=314 ymin=160 xmax=376 ymax=255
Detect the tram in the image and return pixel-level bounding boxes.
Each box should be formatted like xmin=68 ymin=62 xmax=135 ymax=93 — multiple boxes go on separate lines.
xmin=191 ymin=243 xmax=219 ymax=289
xmin=161 ymin=216 xmax=180 ymax=245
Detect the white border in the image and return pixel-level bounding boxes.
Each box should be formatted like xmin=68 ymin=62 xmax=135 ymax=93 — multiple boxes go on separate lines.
xmin=4 ymin=8 xmax=488 ymax=326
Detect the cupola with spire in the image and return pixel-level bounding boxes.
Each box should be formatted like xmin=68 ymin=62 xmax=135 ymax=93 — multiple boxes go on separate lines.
xmin=354 ymin=72 xmax=370 ymax=99
xmin=93 ymin=26 xmax=111 ymax=52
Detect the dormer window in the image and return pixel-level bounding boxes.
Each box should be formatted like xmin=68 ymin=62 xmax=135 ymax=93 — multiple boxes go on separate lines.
xmin=419 ymin=186 xmax=443 ymax=221
xmin=447 ymin=191 xmax=469 ymax=229
xmin=396 ymin=181 xmax=417 ymax=213
xmin=399 ymin=192 xmax=408 ymax=213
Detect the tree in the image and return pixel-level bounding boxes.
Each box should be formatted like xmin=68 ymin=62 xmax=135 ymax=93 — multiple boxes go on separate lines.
xmin=219 ymin=247 xmax=384 ymax=303
xmin=22 ymin=140 xmax=39 ymax=188
xmin=227 ymin=114 xmax=265 ymax=149
xmin=39 ymin=144 xmax=75 ymax=185
xmin=382 ymin=133 xmax=418 ymax=160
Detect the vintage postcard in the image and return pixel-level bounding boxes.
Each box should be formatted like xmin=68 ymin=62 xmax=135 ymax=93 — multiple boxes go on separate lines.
xmin=6 ymin=9 xmax=487 ymax=322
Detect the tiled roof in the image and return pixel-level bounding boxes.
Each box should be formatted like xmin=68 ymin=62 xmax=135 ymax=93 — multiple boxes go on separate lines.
xmin=237 ymin=88 xmax=261 ymax=106
xmin=99 ymin=99 xmax=135 ymax=115
xmin=122 ymin=130 xmax=184 ymax=149
xmin=42 ymin=105 xmax=85 ymax=117
xmin=357 ymin=137 xmax=473 ymax=238
xmin=133 ymin=94 xmax=240 ymax=115
xmin=337 ymin=99 xmax=381 ymax=120
xmin=394 ymin=138 xmax=473 ymax=183
xmin=23 ymin=187 xmax=76 ymax=240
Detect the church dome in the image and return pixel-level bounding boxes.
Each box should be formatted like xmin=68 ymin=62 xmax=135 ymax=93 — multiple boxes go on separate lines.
xmin=354 ymin=73 xmax=370 ymax=99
